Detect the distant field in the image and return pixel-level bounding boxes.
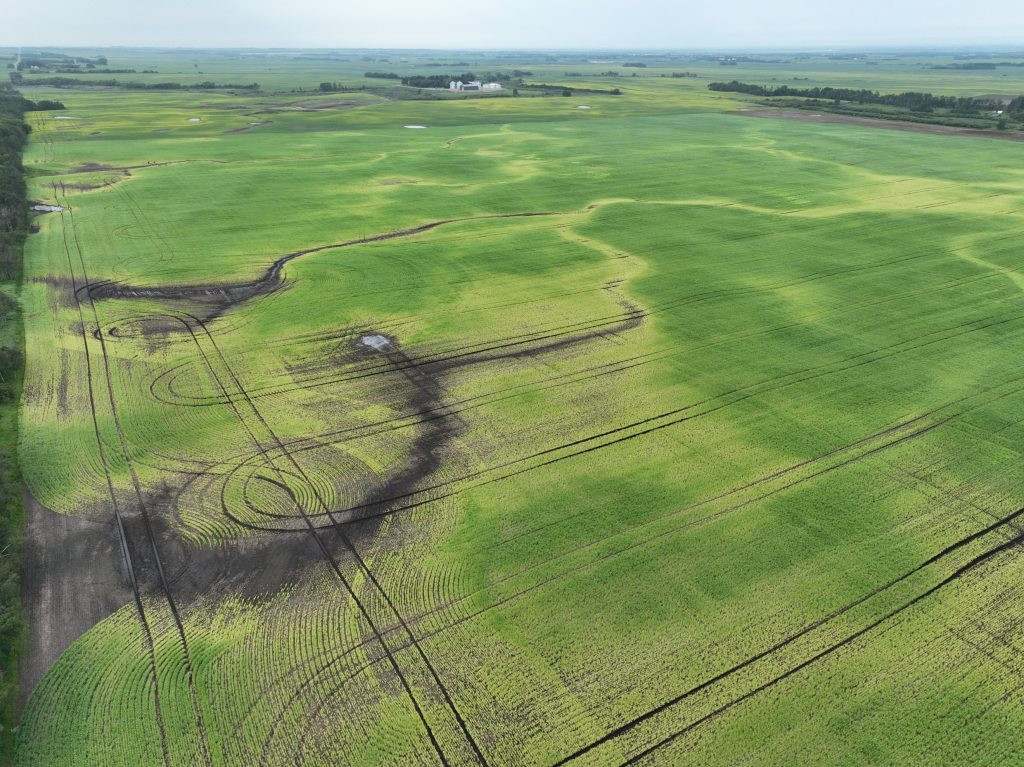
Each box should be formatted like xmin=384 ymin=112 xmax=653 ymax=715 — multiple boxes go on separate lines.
xmin=12 ymin=48 xmax=1024 ymax=765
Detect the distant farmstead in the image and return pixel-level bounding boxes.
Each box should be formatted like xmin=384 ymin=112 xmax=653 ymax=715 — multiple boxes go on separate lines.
xmin=450 ymin=81 xmax=502 ymax=92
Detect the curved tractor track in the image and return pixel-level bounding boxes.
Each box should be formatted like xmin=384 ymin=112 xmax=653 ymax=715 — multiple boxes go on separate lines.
xmin=32 ymin=167 xmax=1024 ymax=765
xmin=33 ymin=186 xmax=641 ymax=765
xmin=84 ymin=208 xmax=591 ymax=319
xmin=56 ymin=196 xmax=213 ymax=767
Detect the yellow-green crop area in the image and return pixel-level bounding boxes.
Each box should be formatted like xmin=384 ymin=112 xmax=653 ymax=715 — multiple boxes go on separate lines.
xmin=13 ymin=50 xmax=1024 ymax=766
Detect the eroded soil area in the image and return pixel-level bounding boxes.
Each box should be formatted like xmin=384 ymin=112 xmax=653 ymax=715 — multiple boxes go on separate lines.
xmin=19 ymin=491 xmax=132 ymax=709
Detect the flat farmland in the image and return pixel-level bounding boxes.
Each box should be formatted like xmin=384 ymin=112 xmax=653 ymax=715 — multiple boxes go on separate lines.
xmin=13 ymin=53 xmax=1024 ymax=765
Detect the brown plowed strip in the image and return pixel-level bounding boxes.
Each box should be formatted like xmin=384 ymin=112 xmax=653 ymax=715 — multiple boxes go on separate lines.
xmin=730 ymin=109 xmax=1024 ymax=142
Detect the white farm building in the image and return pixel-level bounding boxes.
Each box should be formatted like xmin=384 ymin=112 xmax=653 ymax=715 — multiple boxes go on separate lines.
xmin=450 ymin=81 xmax=502 ymax=92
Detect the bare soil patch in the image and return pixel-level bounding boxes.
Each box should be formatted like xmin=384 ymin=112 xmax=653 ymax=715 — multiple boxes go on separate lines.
xmin=282 ymin=99 xmax=366 ymax=111
xmin=66 ymin=161 xmax=176 ymax=175
xmin=20 ymin=490 xmax=132 ymax=709
xmin=730 ymin=109 xmax=1024 ymax=142
xmin=224 ymin=120 xmax=272 ymax=134
xmin=19 ymin=484 xmax=339 ymax=711
xmin=64 ymin=175 xmax=124 ymax=192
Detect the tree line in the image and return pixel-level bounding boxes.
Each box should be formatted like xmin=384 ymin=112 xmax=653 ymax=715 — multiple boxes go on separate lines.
xmin=323 ymin=70 xmax=542 ymax=91
xmin=8 ymin=97 xmax=64 ymax=112
xmin=933 ymin=62 xmax=1024 ymax=70
xmin=708 ymin=80 xmax=1016 ymax=115
xmin=53 ymin=68 xmax=152 ymax=75
xmin=17 ymin=77 xmax=259 ymax=91
xmin=400 ymin=72 xmax=532 ymax=89
xmin=401 ymin=73 xmax=478 ymax=88
xmin=0 ymin=83 xmax=27 ymax=760
xmin=0 ymin=87 xmax=29 ymax=281
xmin=14 ymin=54 xmax=107 ymax=72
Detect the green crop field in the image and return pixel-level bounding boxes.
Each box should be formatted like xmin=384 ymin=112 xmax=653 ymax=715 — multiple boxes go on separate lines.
xmin=10 ymin=48 xmax=1024 ymax=765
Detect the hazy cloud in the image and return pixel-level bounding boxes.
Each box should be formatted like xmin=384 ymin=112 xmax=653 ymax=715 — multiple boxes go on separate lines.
xmin=3 ymin=0 xmax=1022 ymax=49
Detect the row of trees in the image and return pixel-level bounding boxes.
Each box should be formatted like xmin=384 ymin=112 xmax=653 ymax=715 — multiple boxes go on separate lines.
xmin=15 ymin=54 xmax=106 ymax=72
xmin=54 ymin=68 xmax=145 ymax=75
xmin=401 ymin=72 xmax=530 ymax=89
xmin=0 ymin=83 xmax=27 ymax=760
xmin=327 ymin=69 xmax=539 ymax=90
xmin=21 ymin=77 xmax=259 ymax=91
xmin=26 ymin=100 xmax=64 ymax=111
xmin=0 ymin=88 xmax=28 ymax=281
xmin=401 ymin=73 xmax=478 ymax=88
xmin=5 ymin=96 xmax=64 ymax=112
xmin=709 ymin=80 xmax=1010 ymax=115
xmin=933 ymin=63 xmax=997 ymax=70
xmin=934 ymin=61 xmax=1024 ymax=70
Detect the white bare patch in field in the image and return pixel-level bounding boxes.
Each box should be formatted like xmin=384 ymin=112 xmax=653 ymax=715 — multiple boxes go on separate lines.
xmin=404 ymin=125 xmax=428 ymax=129
xmin=53 ymin=116 xmax=78 ymax=120
xmin=187 ymin=117 xmax=202 ymax=122
xmin=31 ymin=205 xmax=64 ymax=213
xmin=576 ymin=105 xmax=592 ymax=109
xmin=360 ymin=334 xmax=391 ymax=351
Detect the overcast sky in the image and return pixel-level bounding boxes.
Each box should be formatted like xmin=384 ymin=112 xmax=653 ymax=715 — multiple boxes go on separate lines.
xmin=3 ymin=0 xmax=1023 ymax=49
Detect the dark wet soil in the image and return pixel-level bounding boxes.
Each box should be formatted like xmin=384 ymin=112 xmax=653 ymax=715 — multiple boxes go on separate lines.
xmin=22 ymin=202 xmax=639 ymax=715
xmin=20 ymin=490 xmax=131 ymax=709
xmin=19 ymin=484 xmax=355 ymax=708
xmin=138 ymin=484 xmax=347 ymax=603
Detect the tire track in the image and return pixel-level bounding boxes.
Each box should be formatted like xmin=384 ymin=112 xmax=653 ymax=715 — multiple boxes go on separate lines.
xmin=144 ymin=223 xmax=1024 ymax=409
xmin=212 ymin=349 xmax=1024 ymax=742
xmin=170 ymin=311 xmax=488 ymax=766
xmin=614 ymin=524 xmax=1024 ymax=766
xmin=86 ymin=209 xmax=579 ymax=317
xmin=53 ymin=193 xmax=172 ymax=767
xmin=226 ymin=307 xmax=1024 ymax=531
xmin=60 ymin=192 xmax=213 ymax=766
xmin=137 ymin=247 xmax=1024 ymax=490
xmin=232 ymin=409 xmax=960 ymax=745
xmin=148 ymin=303 xmax=648 ymax=406
xmin=549 ymin=501 xmax=1024 ymax=765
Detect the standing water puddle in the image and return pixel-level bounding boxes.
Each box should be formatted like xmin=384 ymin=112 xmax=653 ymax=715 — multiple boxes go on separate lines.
xmin=360 ymin=334 xmax=391 ymax=351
